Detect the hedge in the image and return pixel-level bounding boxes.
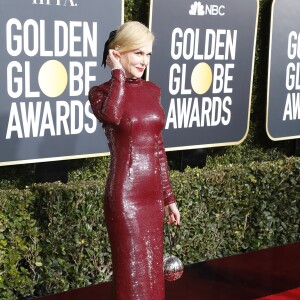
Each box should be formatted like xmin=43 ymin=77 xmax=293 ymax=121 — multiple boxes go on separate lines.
xmin=169 ymin=157 xmax=300 ymax=263
xmin=0 ymin=190 xmax=40 ymax=300
xmin=31 ymin=181 xmax=111 ymax=296
xmin=0 ymin=157 xmax=299 ymax=299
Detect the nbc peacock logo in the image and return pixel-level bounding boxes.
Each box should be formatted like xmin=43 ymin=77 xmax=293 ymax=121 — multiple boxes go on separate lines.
xmin=189 ymin=1 xmax=225 ymax=16
xmin=32 ymin=0 xmax=78 ymax=7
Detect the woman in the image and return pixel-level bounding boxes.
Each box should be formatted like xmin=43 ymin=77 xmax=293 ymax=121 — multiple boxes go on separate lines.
xmin=88 ymin=21 xmax=180 ymax=300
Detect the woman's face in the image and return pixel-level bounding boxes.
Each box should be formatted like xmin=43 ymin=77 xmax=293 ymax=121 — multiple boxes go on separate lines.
xmin=119 ymin=41 xmax=153 ymax=78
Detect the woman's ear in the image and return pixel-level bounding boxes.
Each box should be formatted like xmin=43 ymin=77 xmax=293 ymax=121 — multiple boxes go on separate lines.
xmin=115 ymin=45 xmax=120 ymax=51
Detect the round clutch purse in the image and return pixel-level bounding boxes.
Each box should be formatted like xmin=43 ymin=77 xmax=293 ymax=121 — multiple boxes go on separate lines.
xmin=163 ymin=223 xmax=184 ymax=281
xmin=163 ymin=254 xmax=184 ymax=281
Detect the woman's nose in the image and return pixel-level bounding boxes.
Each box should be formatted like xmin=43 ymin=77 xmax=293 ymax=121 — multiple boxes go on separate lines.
xmin=142 ymin=55 xmax=149 ymax=66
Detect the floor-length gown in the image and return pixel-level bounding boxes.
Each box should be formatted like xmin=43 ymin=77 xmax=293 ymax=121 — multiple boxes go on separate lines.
xmin=88 ymin=69 xmax=175 ymax=300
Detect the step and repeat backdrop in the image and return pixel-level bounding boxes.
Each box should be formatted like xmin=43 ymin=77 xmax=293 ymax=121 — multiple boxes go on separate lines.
xmin=0 ymin=0 xmax=122 ymax=165
xmin=0 ymin=0 xmax=298 ymax=166
xmin=149 ymin=0 xmax=258 ymax=149
xmin=267 ymin=0 xmax=300 ymax=141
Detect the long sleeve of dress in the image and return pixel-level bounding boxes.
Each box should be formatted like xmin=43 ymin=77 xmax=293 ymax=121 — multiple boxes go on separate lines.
xmin=157 ymin=133 xmax=176 ymax=206
xmin=88 ymin=69 xmax=126 ymax=125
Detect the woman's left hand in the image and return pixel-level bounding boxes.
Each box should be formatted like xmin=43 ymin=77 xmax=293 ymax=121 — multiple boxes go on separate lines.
xmin=165 ymin=203 xmax=181 ymax=226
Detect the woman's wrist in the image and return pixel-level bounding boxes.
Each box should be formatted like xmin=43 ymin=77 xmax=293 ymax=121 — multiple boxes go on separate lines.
xmin=111 ymin=65 xmax=123 ymax=71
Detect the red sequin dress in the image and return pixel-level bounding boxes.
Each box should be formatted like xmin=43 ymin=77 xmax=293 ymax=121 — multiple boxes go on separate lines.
xmin=88 ymin=69 xmax=175 ymax=300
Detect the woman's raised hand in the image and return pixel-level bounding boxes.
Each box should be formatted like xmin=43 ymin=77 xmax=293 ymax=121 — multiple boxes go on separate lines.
xmin=106 ymin=49 xmax=123 ymax=70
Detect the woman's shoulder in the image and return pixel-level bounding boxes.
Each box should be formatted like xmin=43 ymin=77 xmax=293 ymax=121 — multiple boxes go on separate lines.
xmin=143 ymin=80 xmax=161 ymax=92
xmin=88 ymin=79 xmax=112 ymax=111
xmin=89 ymin=79 xmax=112 ymax=102
xmin=90 ymin=79 xmax=111 ymax=93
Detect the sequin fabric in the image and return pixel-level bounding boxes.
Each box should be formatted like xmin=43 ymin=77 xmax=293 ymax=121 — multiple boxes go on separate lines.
xmin=88 ymin=69 xmax=175 ymax=300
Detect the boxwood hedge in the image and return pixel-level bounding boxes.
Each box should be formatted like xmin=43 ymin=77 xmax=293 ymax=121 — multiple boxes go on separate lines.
xmin=0 ymin=157 xmax=299 ymax=299
xmin=0 ymin=189 xmax=40 ymax=300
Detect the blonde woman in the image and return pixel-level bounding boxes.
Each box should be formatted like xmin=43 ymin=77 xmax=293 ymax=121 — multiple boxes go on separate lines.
xmin=89 ymin=21 xmax=180 ymax=300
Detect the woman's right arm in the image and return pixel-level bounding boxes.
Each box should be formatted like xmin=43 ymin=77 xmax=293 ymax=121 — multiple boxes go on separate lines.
xmin=88 ymin=68 xmax=126 ymax=125
xmin=100 ymin=69 xmax=126 ymax=125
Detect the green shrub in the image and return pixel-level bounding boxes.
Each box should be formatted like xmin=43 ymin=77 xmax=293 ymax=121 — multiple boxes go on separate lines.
xmin=168 ymin=157 xmax=300 ymax=264
xmin=0 ymin=189 xmax=40 ymax=300
xmin=205 ymin=144 xmax=285 ymax=167
xmin=1 ymin=157 xmax=299 ymax=298
xmin=34 ymin=157 xmax=300 ymax=297
xmin=68 ymin=157 xmax=110 ymax=182
xmin=31 ymin=181 xmax=111 ymax=297
xmin=0 ymin=165 xmax=35 ymax=190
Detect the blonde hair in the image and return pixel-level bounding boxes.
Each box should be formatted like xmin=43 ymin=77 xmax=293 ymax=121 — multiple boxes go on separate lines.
xmin=109 ymin=21 xmax=154 ymax=53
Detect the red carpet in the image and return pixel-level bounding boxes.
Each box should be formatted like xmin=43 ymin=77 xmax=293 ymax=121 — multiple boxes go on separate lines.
xmin=256 ymin=287 xmax=300 ymax=299
xmin=39 ymin=242 xmax=300 ymax=300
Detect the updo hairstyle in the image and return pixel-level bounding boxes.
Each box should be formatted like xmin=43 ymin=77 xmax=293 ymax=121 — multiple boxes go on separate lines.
xmin=109 ymin=21 xmax=155 ymax=53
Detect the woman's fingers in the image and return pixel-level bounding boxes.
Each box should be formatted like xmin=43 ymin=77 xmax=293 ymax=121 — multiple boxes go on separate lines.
xmin=167 ymin=212 xmax=176 ymax=225
xmin=169 ymin=203 xmax=181 ymax=226
xmin=165 ymin=205 xmax=181 ymax=226
xmin=172 ymin=211 xmax=180 ymax=226
xmin=107 ymin=49 xmax=122 ymax=69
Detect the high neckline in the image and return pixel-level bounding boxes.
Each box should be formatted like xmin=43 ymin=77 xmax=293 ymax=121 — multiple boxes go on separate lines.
xmin=125 ymin=77 xmax=142 ymax=85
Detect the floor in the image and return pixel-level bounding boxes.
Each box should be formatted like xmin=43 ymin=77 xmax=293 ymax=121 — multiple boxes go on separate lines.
xmin=39 ymin=242 xmax=300 ymax=300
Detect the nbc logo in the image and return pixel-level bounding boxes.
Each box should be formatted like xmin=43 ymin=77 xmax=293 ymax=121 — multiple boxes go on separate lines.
xmin=189 ymin=1 xmax=225 ymax=16
xmin=32 ymin=0 xmax=78 ymax=6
